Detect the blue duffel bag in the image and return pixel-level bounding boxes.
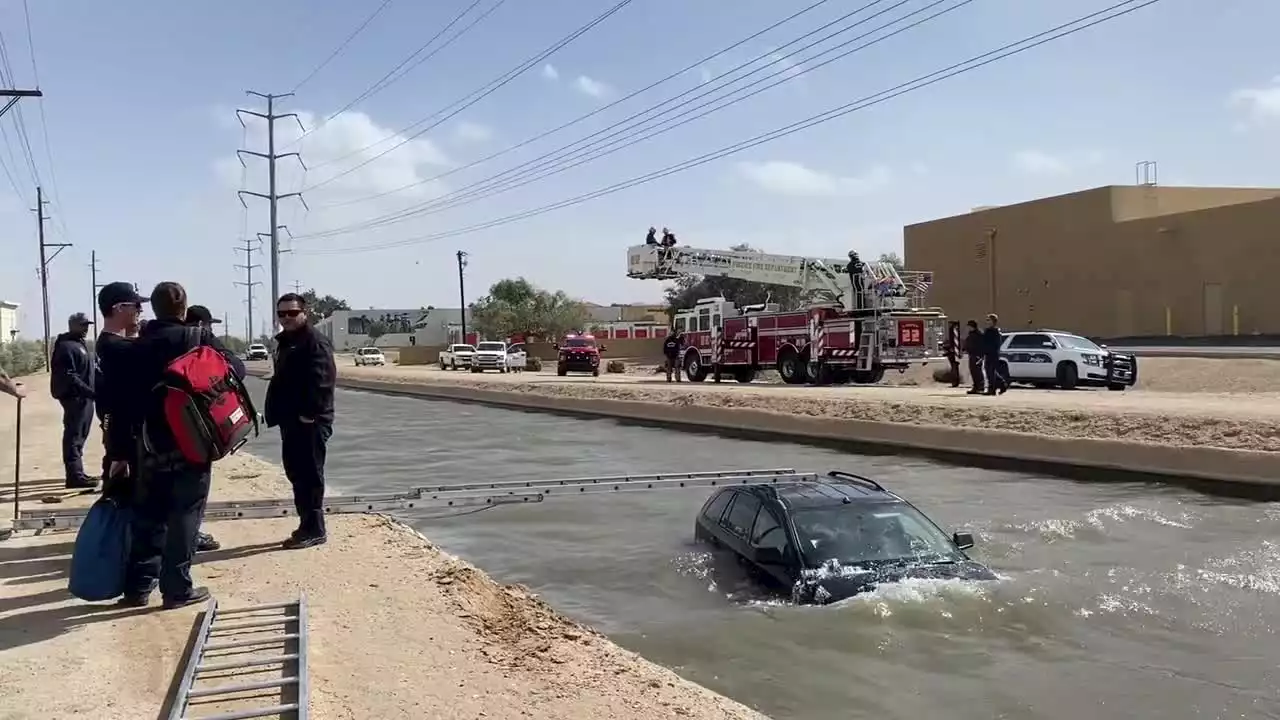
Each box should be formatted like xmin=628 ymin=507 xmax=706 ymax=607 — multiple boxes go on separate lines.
xmin=68 ymin=496 xmax=133 ymax=602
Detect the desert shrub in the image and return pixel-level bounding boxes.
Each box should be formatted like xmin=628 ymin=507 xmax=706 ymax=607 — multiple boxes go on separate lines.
xmin=526 ymin=356 xmax=543 ymax=371
xmin=0 ymin=340 xmax=46 ymax=376
xmin=606 ymin=360 xmax=626 ymax=373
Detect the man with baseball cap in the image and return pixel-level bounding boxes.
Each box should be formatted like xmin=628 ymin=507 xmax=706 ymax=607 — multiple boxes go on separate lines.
xmin=50 ymin=311 xmax=98 ymax=489
xmin=185 ymin=305 xmax=222 ymax=330
xmin=96 ymin=282 xmax=146 ymax=498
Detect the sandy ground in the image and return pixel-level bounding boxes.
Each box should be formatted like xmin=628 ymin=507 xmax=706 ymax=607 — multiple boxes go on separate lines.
xmin=0 ymin=387 xmax=767 ymax=720
xmin=329 ymin=360 xmax=1280 ymax=452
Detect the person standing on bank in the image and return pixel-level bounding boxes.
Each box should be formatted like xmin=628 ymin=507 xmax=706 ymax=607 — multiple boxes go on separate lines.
xmin=95 ymin=282 xmax=146 ymax=500
xmin=180 ymin=304 xmax=226 ymax=552
xmin=943 ymin=321 xmax=962 ymax=388
xmin=982 ymin=313 xmax=1008 ymax=396
xmin=116 ymin=281 xmax=246 ymax=609
xmin=265 ymin=293 xmax=337 ymax=549
xmin=963 ymin=320 xmax=985 ymax=395
xmin=50 ymin=312 xmax=99 ymax=489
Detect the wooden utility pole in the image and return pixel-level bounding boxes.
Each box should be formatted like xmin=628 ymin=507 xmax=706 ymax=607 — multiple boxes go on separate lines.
xmin=457 ymin=250 xmax=469 ymax=342
xmin=34 ymin=186 xmax=70 ymax=364
xmin=89 ymin=250 xmax=102 ymax=328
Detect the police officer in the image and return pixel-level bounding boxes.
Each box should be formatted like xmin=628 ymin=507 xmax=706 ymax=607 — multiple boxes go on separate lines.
xmin=982 ymin=313 xmax=1008 ymax=396
xmin=50 ymin=312 xmax=98 ymax=489
xmin=963 ymin=320 xmax=985 ymax=395
xmin=662 ymin=329 xmax=684 ymax=382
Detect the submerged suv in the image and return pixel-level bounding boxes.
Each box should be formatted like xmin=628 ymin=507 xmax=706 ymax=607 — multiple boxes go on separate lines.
xmin=694 ymin=471 xmax=996 ymax=605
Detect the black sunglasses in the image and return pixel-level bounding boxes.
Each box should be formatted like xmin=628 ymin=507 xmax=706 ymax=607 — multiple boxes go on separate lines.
xmin=277 ymin=309 xmax=303 ymax=319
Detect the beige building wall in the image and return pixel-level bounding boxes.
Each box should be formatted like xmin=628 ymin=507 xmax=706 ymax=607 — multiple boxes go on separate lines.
xmin=0 ymin=302 xmax=19 ymax=343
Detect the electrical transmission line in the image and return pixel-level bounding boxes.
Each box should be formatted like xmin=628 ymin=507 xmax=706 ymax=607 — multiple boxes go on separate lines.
xmin=291 ymin=0 xmax=396 ymax=93
xmin=297 ymin=0 xmax=965 ymax=240
xmin=300 ymin=0 xmax=636 ymax=193
xmin=296 ymin=0 xmax=1165 ymax=257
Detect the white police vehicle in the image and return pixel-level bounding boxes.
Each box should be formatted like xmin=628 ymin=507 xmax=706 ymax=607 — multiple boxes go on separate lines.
xmin=998 ymin=329 xmax=1137 ymax=391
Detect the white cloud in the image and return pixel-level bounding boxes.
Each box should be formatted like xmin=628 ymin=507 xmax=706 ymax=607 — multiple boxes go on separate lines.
xmin=542 ymin=63 xmax=559 ymax=81
xmin=574 ymin=75 xmax=612 ymax=99
xmin=1011 ymin=149 xmax=1104 ymax=176
xmin=453 ymin=121 xmax=493 ymax=144
xmin=1229 ymin=76 xmax=1280 ymax=126
xmin=735 ymin=161 xmax=891 ymax=197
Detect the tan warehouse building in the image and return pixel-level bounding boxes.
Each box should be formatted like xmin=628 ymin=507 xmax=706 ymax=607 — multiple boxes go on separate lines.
xmin=904 ymin=185 xmax=1280 ymax=338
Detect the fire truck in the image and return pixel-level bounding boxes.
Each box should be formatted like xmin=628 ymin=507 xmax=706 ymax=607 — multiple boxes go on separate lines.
xmin=627 ymin=244 xmax=946 ymax=385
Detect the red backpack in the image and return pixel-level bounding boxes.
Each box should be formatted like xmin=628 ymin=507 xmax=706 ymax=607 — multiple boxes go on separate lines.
xmin=149 ymin=327 xmax=259 ymax=465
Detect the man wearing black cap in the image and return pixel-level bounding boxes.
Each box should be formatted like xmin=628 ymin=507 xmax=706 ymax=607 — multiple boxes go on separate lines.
xmin=50 ymin=312 xmax=98 ymax=489
xmin=182 ymin=303 xmax=224 ymax=552
xmin=95 ymin=282 xmax=146 ymax=499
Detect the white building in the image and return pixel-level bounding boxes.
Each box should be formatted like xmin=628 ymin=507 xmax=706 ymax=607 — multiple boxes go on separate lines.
xmin=314 ymin=307 xmax=472 ymax=350
xmin=0 ymin=301 xmax=18 ymax=343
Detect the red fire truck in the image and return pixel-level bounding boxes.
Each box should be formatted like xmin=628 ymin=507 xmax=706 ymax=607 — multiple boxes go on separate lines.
xmin=628 ymin=244 xmax=946 ymax=385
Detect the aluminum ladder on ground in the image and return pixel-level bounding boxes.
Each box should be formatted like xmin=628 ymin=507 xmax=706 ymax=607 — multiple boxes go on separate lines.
xmin=169 ymin=595 xmax=308 ymax=720
xmin=10 ymin=468 xmax=817 ymax=532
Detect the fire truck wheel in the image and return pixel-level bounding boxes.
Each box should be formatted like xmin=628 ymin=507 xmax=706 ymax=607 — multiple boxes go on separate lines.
xmin=684 ymin=352 xmax=708 ymax=382
xmin=777 ymin=350 xmax=803 ymax=385
xmin=733 ymin=367 xmax=755 ymax=384
xmin=851 ymin=368 xmax=885 ymax=384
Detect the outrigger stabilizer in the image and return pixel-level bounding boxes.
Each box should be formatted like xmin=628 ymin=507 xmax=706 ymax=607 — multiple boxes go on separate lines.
xmin=11 ymin=468 xmax=824 ymax=532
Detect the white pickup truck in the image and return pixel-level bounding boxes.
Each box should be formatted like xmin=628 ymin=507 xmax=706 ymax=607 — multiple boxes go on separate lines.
xmin=439 ymin=343 xmax=475 ymax=370
xmin=470 ymin=341 xmax=528 ymax=373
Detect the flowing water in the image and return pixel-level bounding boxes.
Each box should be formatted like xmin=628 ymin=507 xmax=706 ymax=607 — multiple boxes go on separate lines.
xmin=245 ymin=382 xmax=1279 ymax=719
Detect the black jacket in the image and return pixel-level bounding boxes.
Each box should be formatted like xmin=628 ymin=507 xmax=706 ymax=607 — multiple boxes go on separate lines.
xmin=265 ymin=325 xmax=336 ymax=427
xmin=105 ymin=319 xmax=246 ymax=460
xmin=94 ymin=331 xmax=132 ymax=426
xmin=963 ymin=330 xmax=984 ymax=357
xmin=662 ymin=334 xmax=684 ymax=358
xmin=981 ymin=326 xmax=1004 ymax=358
xmin=49 ymin=332 xmax=96 ymax=401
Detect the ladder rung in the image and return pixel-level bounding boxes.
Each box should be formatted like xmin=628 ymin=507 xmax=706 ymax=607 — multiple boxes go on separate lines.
xmin=186 ymin=676 xmax=298 ymax=699
xmin=204 ymin=634 xmax=299 ymax=652
xmin=211 ymin=617 xmax=291 ymax=632
xmin=219 ymin=601 xmax=297 ymax=614
xmin=197 ymin=654 xmax=298 ymax=673
xmin=185 ymin=704 xmax=300 ymax=720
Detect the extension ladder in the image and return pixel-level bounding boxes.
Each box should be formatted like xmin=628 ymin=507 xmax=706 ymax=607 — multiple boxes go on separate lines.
xmin=12 ymin=468 xmax=816 ymax=532
xmin=169 ymin=595 xmax=309 ymax=720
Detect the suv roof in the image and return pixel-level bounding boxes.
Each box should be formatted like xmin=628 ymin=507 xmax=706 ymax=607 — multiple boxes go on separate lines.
xmin=740 ymin=472 xmax=897 ymax=509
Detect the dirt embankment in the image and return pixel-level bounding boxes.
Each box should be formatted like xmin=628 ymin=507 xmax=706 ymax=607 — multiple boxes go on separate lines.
xmin=331 ymin=359 xmax=1280 ymax=453
xmin=0 ymin=387 xmax=767 ymax=719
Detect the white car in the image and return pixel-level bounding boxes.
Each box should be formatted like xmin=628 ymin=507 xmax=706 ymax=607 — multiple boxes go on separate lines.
xmin=354 ymin=347 xmax=386 ymax=366
xmin=506 ymin=343 xmax=528 ymax=373
xmin=471 ymin=341 xmax=511 ymax=373
xmin=246 ymin=343 xmax=270 ymax=361
xmin=438 ymin=344 xmax=475 ymax=370
xmin=997 ymin=329 xmax=1137 ymax=391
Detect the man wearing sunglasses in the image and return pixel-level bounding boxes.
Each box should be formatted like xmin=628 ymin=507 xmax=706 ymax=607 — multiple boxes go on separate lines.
xmin=264 ymin=292 xmax=336 ymax=549
xmin=95 ymin=282 xmax=146 ymax=500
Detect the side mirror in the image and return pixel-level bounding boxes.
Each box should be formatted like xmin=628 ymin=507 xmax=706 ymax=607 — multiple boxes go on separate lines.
xmin=753 ymin=545 xmax=784 ymax=565
xmin=952 ymin=531 xmax=975 ymax=550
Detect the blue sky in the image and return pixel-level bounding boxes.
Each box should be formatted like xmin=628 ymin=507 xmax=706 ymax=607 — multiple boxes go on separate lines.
xmin=2 ymin=0 xmax=1278 ymax=338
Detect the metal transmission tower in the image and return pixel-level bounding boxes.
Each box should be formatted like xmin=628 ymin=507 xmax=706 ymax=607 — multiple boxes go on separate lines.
xmin=89 ymin=251 xmax=103 ymax=328
xmin=33 ymin=186 xmax=70 ymax=364
xmin=236 ymin=91 xmax=307 ymax=332
xmin=234 ymin=239 xmax=263 ymax=341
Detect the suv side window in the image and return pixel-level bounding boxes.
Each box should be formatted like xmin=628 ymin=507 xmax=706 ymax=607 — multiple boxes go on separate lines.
xmin=723 ymin=493 xmax=762 ymax=539
xmin=1007 ymin=333 xmax=1054 ymax=349
xmin=700 ymin=490 xmax=733 ymax=524
xmin=750 ymin=508 xmax=788 ymax=552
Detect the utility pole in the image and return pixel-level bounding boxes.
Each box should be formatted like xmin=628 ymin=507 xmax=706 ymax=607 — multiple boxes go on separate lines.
xmin=237 ymin=91 xmax=306 ymax=334
xmin=89 ymin=251 xmax=103 ymax=329
xmin=234 ymin=239 xmax=262 ymax=342
xmin=34 ymin=186 xmax=70 ymax=365
xmin=456 ymin=250 xmax=469 ymax=342
xmin=292 ymin=280 xmax=303 ymax=294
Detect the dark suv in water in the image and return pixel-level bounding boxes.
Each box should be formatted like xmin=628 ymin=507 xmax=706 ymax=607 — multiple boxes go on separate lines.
xmin=694 ymin=471 xmax=996 ymax=605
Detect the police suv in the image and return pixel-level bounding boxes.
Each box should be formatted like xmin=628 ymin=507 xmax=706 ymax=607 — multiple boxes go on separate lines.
xmin=997 ymin=329 xmax=1137 ymax=391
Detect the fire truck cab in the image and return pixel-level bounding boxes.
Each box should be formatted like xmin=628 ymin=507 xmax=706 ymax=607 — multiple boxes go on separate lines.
xmin=553 ymin=332 xmax=604 ymax=377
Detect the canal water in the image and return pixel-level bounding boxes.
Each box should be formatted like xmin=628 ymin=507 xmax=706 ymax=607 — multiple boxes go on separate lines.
xmin=244 ymin=382 xmax=1279 ymax=719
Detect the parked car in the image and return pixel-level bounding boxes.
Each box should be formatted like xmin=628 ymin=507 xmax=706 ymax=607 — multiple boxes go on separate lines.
xmin=354 ymin=347 xmax=386 ymax=366
xmin=694 ymin=471 xmax=996 ymax=605
xmin=506 ymin=343 xmax=528 ymax=373
xmin=246 ymin=343 xmax=270 ymax=361
xmin=438 ymin=343 xmax=475 ymax=371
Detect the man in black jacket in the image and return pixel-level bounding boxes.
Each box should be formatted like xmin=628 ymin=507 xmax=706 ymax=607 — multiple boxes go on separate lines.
xmin=264 ymin=293 xmax=337 ymax=549
xmin=50 ymin=312 xmax=98 ymax=489
xmin=963 ymin=320 xmax=985 ymax=395
xmin=113 ymin=281 xmax=246 ymax=609
xmin=95 ymin=282 xmax=146 ymax=500
xmin=662 ymin=329 xmax=684 ymax=382
xmin=982 ymin=313 xmax=1008 ymax=396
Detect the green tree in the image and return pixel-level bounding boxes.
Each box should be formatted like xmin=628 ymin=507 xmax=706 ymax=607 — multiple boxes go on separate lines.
xmin=470 ymin=278 xmax=591 ymax=341
xmin=664 ymin=244 xmax=805 ymax=312
xmin=877 ymin=252 xmax=905 ymax=271
xmin=299 ymin=288 xmax=351 ymax=324
xmin=366 ymin=320 xmax=389 ymax=346
xmin=0 ymin=339 xmax=46 ymax=375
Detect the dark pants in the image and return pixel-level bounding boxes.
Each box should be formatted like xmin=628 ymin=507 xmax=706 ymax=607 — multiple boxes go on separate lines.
xmin=946 ymin=354 xmax=961 ymax=387
xmin=968 ymin=356 xmax=985 ymax=392
xmin=59 ymin=397 xmax=94 ymax=484
xmin=984 ymin=355 xmax=1006 ymax=393
xmin=281 ymin=421 xmax=332 ymax=537
xmin=664 ymin=355 xmax=681 ymax=382
xmin=124 ymin=465 xmax=211 ymax=600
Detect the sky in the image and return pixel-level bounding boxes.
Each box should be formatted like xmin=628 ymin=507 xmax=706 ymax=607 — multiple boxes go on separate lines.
xmin=1 ymin=0 xmax=1278 ymax=339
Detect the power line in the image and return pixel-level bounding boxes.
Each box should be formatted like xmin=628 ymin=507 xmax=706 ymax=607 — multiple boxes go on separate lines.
xmin=297 ymin=0 xmax=1164 ymax=257
xmin=313 ymin=0 xmax=839 ymax=211
xmin=299 ymin=0 xmax=961 ymax=240
xmin=291 ymin=0 xmax=396 ymax=93
xmin=285 ymin=0 xmax=502 ymax=149
xmin=21 ymin=0 xmax=70 ymax=241
xmin=299 ymin=0 xmax=636 ymax=192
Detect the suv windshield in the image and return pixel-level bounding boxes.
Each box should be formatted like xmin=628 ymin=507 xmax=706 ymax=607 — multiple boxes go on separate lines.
xmin=360 ymin=348 xmax=380 ymax=355
xmin=562 ymin=338 xmax=596 ymax=348
xmin=793 ymin=502 xmax=962 ymax=567
xmin=1053 ymin=334 xmax=1102 ymax=352
xmin=476 ymin=342 xmax=506 ymax=352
